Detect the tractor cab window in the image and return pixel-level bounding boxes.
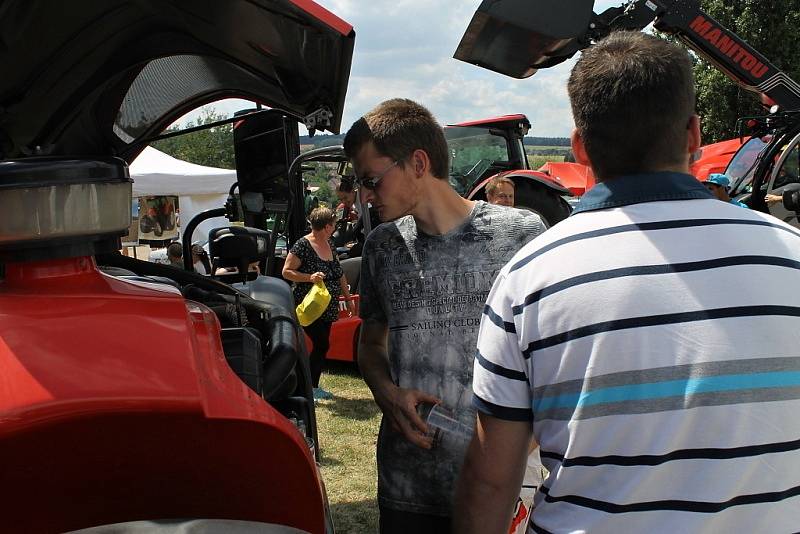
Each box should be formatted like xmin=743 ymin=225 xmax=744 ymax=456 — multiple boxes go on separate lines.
xmin=766 ymin=133 xmax=800 ymax=226
xmin=773 ymin=141 xmax=800 ymax=189
xmin=446 ymin=127 xmax=510 ymax=195
xmin=728 ymin=136 xmax=771 ymax=196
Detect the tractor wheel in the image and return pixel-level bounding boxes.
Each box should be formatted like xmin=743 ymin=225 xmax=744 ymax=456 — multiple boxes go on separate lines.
xmin=514 ymin=181 xmax=571 ymax=227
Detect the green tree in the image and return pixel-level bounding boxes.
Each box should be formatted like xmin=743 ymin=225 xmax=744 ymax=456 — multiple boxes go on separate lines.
xmin=152 ymin=108 xmax=235 ymax=169
xmin=691 ymin=1 xmax=800 ymax=143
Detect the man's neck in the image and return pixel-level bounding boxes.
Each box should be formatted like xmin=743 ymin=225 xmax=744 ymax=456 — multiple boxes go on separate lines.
xmin=411 ymin=178 xmax=475 ymax=236
xmin=595 ymin=163 xmax=691 ymax=183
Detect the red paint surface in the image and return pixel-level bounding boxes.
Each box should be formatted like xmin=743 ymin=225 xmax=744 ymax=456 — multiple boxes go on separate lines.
xmin=306 ymin=295 xmax=361 ymax=363
xmin=449 ymin=114 xmax=528 ymax=128
xmin=537 ymin=162 xmax=596 ymax=196
xmin=289 ymin=0 xmax=353 ymax=35
xmin=691 ymin=138 xmax=744 ymax=181
xmin=469 ymin=169 xmax=572 ymax=199
xmin=0 ymin=257 xmax=324 ymax=533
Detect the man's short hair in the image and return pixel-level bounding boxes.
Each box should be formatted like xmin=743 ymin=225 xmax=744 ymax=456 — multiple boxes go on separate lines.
xmin=486 ymin=176 xmax=515 ymax=197
xmin=567 ymin=31 xmax=696 ymax=181
xmin=337 ymin=179 xmax=355 ymax=193
xmin=167 ymin=242 xmax=182 ymax=259
xmin=343 ymin=98 xmax=450 ymax=180
xmin=309 ymin=206 xmax=336 ymax=231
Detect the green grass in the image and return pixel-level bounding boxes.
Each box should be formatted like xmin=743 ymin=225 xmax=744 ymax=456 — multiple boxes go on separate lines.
xmin=316 ymin=362 xmax=381 ymax=533
xmin=525 ymin=145 xmax=571 ymax=152
xmin=528 ymin=154 xmax=565 ymax=169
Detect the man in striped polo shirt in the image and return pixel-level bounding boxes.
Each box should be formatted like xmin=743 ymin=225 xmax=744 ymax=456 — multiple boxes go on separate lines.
xmin=455 ymin=31 xmax=800 ymax=533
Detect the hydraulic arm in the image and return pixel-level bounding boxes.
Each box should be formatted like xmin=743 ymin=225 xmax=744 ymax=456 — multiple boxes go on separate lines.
xmin=455 ymin=0 xmax=800 ymax=110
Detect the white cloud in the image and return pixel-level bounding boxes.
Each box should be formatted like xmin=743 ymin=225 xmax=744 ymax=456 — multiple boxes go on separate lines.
xmin=177 ymin=0 xmax=632 ymax=137
xmin=316 ymin=0 xmax=610 ymax=136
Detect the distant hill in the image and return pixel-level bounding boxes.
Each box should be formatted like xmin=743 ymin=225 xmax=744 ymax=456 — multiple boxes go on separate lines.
xmin=299 ymin=134 xmax=345 ymax=148
xmin=299 ymin=134 xmax=570 ymax=148
xmin=525 ymin=137 xmax=570 ymax=147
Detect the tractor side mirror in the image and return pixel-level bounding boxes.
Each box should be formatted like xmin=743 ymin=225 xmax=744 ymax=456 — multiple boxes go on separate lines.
xmin=454 ymin=0 xmax=594 ymax=78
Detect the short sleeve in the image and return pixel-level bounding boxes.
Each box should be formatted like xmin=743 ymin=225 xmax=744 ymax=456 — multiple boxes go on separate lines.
xmin=472 ymin=272 xmax=533 ymax=421
xmin=357 ymin=235 xmax=387 ymax=325
xmin=289 ymin=237 xmax=306 ymax=259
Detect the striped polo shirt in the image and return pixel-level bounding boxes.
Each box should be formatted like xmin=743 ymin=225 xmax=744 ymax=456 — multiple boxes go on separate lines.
xmin=473 ymin=172 xmax=800 ymax=533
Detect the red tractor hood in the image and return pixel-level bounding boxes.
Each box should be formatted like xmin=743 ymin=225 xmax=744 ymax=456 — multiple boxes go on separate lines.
xmin=0 ymin=258 xmax=325 ymax=531
xmin=691 ymin=138 xmax=744 ymax=181
xmin=0 ymin=0 xmax=355 ymax=161
xmin=538 ymin=162 xmax=595 ymax=195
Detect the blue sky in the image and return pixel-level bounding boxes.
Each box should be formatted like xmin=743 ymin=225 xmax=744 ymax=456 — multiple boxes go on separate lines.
xmin=184 ymin=0 xmax=625 ymax=137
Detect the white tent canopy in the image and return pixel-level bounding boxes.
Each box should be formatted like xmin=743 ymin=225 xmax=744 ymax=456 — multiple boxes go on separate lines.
xmin=130 ymin=146 xmax=235 ymax=196
xmin=130 ymin=147 xmax=234 ymax=244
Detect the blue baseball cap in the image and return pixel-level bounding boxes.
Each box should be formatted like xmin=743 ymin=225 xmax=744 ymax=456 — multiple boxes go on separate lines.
xmin=705 ymin=173 xmax=731 ymax=188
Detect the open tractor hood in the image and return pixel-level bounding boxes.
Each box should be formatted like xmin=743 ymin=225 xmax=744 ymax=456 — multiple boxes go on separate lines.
xmin=0 ymin=0 xmax=355 ymax=161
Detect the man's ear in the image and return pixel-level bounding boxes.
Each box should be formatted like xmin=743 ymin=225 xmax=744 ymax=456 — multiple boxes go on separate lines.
xmin=571 ymin=129 xmax=591 ymax=167
xmin=411 ymin=148 xmax=430 ymax=177
xmin=687 ymin=114 xmax=702 ymax=156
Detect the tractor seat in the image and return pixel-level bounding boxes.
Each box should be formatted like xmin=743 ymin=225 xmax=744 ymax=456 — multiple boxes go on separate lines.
xmin=208 ymin=226 xmax=271 ymax=284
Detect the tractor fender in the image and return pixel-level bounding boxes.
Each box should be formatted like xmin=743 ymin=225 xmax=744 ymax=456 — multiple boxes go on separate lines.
xmin=468 ymin=170 xmax=572 ymax=227
xmin=467 ymin=170 xmax=572 ymax=199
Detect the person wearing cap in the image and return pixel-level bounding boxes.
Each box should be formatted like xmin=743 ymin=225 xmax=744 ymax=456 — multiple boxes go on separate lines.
xmin=704 ymin=173 xmax=748 ymax=208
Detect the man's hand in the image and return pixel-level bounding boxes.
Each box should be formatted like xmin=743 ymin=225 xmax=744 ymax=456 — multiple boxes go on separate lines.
xmin=358 ymin=320 xmax=440 ymax=447
xmin=375 ymin=385 xmax=441 ymax=448
xmin=765 ymin=193 xmax=783 ymax=206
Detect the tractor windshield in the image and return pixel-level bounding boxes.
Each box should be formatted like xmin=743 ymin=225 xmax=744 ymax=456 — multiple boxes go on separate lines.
xmin=728 ymin=136 xmax=771 ymax=196
xmin=445 ymin=126 xmax=512 ymax=195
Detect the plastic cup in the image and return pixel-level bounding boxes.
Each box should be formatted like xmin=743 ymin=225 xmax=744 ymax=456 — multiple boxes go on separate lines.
xmin=421 ymin=403 xmax=474 ymax=448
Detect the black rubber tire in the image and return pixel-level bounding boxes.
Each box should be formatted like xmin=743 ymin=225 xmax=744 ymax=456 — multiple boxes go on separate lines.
xmin=514 ymin=181 xmax=571 ymax=227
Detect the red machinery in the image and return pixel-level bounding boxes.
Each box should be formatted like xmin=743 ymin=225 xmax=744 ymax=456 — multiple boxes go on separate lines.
xmin=454 ymin=0 xmax=800 ymax=223
xmin=445 ymin=115 xmax=574 ymax=226
xmin=305 ymin=295 xmax=362 ymax=364
xmin=0 ymin=1 xmax=355 ymax=532
xmin=691 ymin=138 xmax=745 ymax=181
xmin=325 ymin=296 xmax=363 ymax=363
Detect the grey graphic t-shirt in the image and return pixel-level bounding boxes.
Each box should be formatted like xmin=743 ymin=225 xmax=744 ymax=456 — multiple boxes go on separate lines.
xmin=359 ymin=201 xmax=546 ymax=515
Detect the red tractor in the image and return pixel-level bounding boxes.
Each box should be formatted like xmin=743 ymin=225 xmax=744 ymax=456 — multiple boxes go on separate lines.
xmin=444 ymin=115 xmax=574 ymax=226
xmin=0 ymin=1 xmax=355 ymax=532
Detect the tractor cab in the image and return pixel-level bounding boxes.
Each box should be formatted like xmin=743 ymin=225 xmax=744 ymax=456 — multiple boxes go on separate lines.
xmin=445 ymin=115 xmax=573 ymax=226
xmin=0 ymin=1 xmax=354 ymax=532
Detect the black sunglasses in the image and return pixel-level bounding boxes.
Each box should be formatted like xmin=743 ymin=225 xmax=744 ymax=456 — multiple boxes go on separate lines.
xmin=356 ymin=160 xmax=400 ymax=190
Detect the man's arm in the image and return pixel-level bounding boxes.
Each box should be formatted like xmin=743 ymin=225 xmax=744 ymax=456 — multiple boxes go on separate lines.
xmin=454 ymin=412 xmax=533 ymax=534
xmin=339 ymin=274 xmax=355 ymax=315
xmin=358 ymin=320 xmax=440 ymax=448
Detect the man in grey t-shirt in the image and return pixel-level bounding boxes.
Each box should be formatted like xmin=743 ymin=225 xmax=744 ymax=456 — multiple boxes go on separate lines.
xmin=343 ymin=99 xmax=544 ymax=532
